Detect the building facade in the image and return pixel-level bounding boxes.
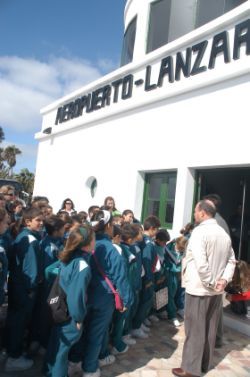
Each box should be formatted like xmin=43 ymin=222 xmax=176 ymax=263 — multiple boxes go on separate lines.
xmin=34 ymin=0 xmax=250 ymax=262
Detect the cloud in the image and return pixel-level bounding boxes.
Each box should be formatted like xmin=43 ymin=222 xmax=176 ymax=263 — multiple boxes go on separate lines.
xmin=0 ymin=55 xmax=116 ymax=133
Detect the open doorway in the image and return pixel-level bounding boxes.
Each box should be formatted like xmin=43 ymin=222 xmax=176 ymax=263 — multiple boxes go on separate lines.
xmin=195 ymin=167 xmax=250 ymax=262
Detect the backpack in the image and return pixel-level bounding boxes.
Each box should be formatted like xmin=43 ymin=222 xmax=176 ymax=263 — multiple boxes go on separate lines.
xmin=47 ymin=273 xmax=70 ymax=324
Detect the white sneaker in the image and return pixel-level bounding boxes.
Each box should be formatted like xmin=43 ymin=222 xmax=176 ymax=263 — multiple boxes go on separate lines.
xmin=122 ymin=335 xmax=136 ymax=345
xmin=5 ymin=356 xmax=34 ymax=372
xmin=143 ymin=318 xmax=152 ymax=326
xmin=141 ymin=323 xmax=150 ymax=332
xmin=130 ymin=328 xmax=148 ymax=339
xmin=82 ymin=368 xmax=101 ymax=377
xmin=111 ymin=345 xmax=129 ymax=355
xmin=99 ymin=354 xmax=115 ymax=367
xmin=157 ymin=311 xmax=168 ymax=320
xmin=170 ymin=318 xmax=181 ymax=327
xmin=68 ymin=361 xmax=82 ymax=376
xmin=149 ymin=314 xmax=159 ymax=323
xmin=177 ymin=309 xmax=184 ymax=318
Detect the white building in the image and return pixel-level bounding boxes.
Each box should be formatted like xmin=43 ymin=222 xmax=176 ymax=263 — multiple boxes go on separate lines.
xmin=34 ymin=0 xmax=250 ymax=262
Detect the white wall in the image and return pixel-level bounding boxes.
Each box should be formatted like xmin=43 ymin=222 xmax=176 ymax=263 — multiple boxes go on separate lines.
xmin=34 ymin=2 xmax=250 ymax=232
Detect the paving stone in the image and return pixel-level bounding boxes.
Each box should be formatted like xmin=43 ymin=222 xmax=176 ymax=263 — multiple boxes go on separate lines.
xmin=0 ymin=320 xmax=249 ymax=377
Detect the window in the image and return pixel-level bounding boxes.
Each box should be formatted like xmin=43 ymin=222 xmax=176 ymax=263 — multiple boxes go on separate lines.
xmin=120 ymin=16 xmax=137 ymax=66
xmin=146 ymin=0 xmax=247 ymax=54
xmin=196 ymin=0 xmax=225 ymax=28
xmin=147 ymin=0 xmax=171 ymax=54
xmin=142 ymin=172 xmax=177 ymax=228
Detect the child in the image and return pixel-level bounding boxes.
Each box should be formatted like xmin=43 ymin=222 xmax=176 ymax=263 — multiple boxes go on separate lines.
xmin=41 ymin=215 xmax=65 ymax=269
xmin=5 ymin=207 xmax=44 ymax=372
xmin=45 ymin=226 xmax=93 ymax=377
xmin=153 ymin=229 xmax=170 ymax=320
xmin=165 ymin=236 xmax=188 ymax=327
xmin=131 ymin=215 xmax=161 ymax=338
xmin=226 ymin=260 xmax=250 ymax=318
xmin=111 ymin=224 xmax=138 ymax=354
xmin=30 ymin=215 xmax=65 ymax=351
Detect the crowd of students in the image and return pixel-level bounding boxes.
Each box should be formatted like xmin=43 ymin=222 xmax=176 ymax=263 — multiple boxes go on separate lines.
xmin=0 ymin=188 xmax=191 ymax=376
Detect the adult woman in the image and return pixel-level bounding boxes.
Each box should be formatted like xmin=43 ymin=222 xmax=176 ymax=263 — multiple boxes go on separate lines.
xmin=58 ymin=198 xmax=77 ymax=217
xmin=103 ymin=196 xmax=121 ymax=216
xmin=45 ymin=226 xmax=94 ymax=377
xmin=80 ymin=210 xmax=133 ymax=377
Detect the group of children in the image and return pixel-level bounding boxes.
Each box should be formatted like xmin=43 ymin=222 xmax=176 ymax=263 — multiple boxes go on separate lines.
xmin=0 ymin=190 xmax=190 ymax=377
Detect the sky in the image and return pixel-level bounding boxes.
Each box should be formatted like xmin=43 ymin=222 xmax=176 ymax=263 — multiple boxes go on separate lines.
xmin=0 ymin=0 xmax=126 ymax=173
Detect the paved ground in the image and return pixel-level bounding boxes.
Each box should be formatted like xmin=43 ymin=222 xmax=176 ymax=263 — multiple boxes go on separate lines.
xmin=0 ymin=318 xmax=249 ymax=376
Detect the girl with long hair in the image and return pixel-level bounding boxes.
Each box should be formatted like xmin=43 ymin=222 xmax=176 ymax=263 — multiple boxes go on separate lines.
xmin=45 ymin=225 xmax=94 ymax=377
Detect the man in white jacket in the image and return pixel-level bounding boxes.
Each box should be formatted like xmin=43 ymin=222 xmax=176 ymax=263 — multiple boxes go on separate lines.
xmin=172 ymin=200 xmax=236 ymax=377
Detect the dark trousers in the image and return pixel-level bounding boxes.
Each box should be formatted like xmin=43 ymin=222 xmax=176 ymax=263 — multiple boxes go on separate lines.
xmin=6 ymin=284 xmax=36 ymax=357
xmin=181 ymin=293 xmax=222 ymax=376
xmin=132 ymin=285 xmax=154 ymax=329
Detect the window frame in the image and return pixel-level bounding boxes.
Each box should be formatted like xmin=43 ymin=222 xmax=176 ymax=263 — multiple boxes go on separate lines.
xmin=141 ymin=171 xmax=177 ymax=229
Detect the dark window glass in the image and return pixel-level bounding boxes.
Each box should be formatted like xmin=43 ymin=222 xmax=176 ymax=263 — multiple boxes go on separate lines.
xmin=196 ymin=0 xmax=225 ymax=28
xmin=142 ymin=172 xmax=177 ymax=228
xmin=120 ymin=16 xmax=137 ymax=66
xmin=147 ymin=0 xmax=171 ymax=54
xmin=224 ymin=0 xmax=247 ymax=12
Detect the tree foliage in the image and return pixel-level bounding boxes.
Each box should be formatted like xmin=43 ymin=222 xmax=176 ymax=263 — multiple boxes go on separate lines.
xmin=14 ymin=168 xmax=35 ymax=195
xmin=0 ymin=128 xmax=34 ymax=195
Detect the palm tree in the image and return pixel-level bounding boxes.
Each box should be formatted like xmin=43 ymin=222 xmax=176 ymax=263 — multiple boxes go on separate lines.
xmin=0 ymin=127 xmax=4 ymax=144
xmin=15 ymin=168 xmax=35 ymax=195
xmin=2 ymin=145 xmax=22 ymax=177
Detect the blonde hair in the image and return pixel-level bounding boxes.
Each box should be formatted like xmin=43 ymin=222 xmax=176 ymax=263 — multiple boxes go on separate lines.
xmin=175 ymin=236 xmax=188 ymax=252
xmin=232 ymin=260 xmax=250 ymax=292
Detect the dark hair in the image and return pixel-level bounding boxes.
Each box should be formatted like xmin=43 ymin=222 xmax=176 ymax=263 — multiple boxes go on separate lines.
xmin=91 ymin=210 xmax=113 ymax=233
xmin=23 ymin=207 xmax=43 ymax=221
xmin=155 ymin=229 xmax=170 ymax=242
xmin=180 ymin=222 xmax=194 ymax=235
xmin=113 ymin=224 xmax=122 ymax=238
xmin=61 ymin=198 xmax=75 ymax=210
xmin=59 ymin=225 xmax=94 ymax=264
xmin=0 ymin=194 xmax=6 ymax=201
xmin=143 ymin=215 xmax=161 ymax=230
xmin=78 ymin=211 xmax=88 ymax=222
xmin=58 ymin=211 xmax=72 ymax=224
xmin=32 ymin=196 xmax=49 ymax=204
xmin=88 ymin=205 xmax=99 ymax=216
xmin=12 ymin=199 xmax=24 ymax=209
xmin=44 ymin=215 xmax=65 ymax=236
xmin=71 ymin=214 xmax=82 ymax=224
xmin=122 ymin=209 xmax=134 ymax=217
xmin=197 ymin=200 xmax=216 ymax=217
xmin=203 ymin=194 xmax=221 ymax=211
xmin=121 ymin=223 xmax=139 ymax=242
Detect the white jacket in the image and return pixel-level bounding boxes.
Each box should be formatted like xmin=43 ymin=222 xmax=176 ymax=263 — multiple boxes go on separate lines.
xmin=182 ymin=218 xmax=236 ymax=296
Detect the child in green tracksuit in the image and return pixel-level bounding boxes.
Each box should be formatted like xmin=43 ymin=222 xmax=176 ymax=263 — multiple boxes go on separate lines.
xmin=131 ymin=216 xmax=161 ymax=339
xmin=165 ymin=236 xmax=187 ymax=327
xmin=153 ymin=229 xmax=170 ymax=319
xmin=5 ymin=207 xmax=44 ymax=372
xmin=110 ymin=224 xmax=138 ymax=354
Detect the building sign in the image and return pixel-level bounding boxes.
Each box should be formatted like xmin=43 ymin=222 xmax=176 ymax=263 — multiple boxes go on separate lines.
xmin=55 ymin=19 xmax=249 ymax=125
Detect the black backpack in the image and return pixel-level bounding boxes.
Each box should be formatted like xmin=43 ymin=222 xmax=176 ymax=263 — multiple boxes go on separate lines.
xmin=47 ymin=273 xmax=71 ymax=324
